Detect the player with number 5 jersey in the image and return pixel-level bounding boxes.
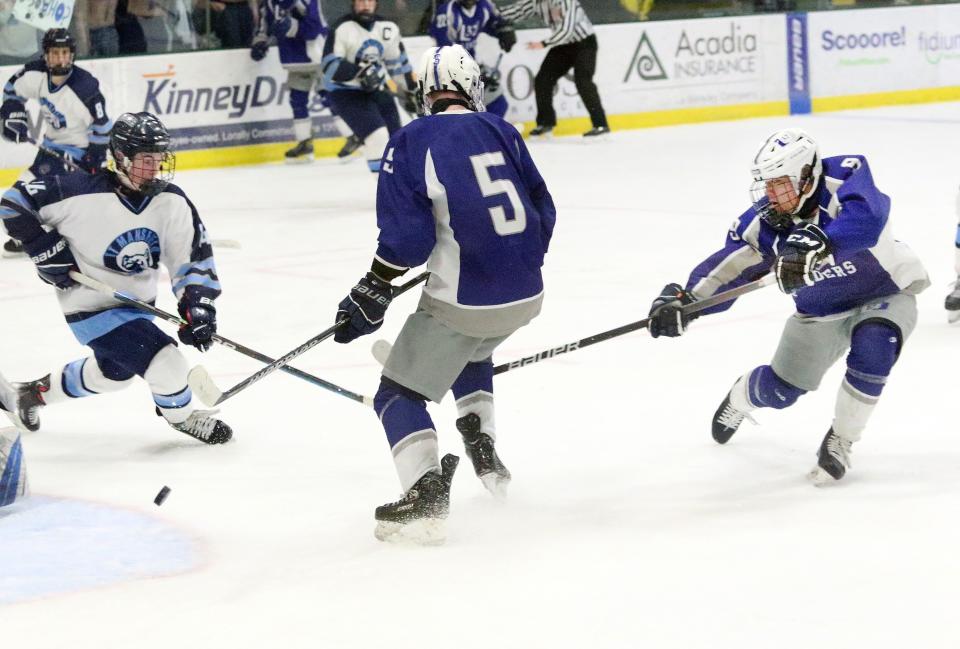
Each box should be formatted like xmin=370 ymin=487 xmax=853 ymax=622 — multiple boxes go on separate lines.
xmin=333 ymin=45 xmax=555 ymax=544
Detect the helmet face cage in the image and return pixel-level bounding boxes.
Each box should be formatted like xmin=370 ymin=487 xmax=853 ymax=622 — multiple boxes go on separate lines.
xmin=749 ymin=164 xmax=814 ymax=230
xmin=749 ymin=129 xmax=821 ymax=230
xmin=110 ymin=112 xmax=175 ymax=196
xmin=42 ymin=29 xmax=76 ymax=75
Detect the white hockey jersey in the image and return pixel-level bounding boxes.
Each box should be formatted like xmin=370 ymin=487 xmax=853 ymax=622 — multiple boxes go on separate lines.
xmin=3 ymin=60 xmax=112 ymax=156
xmin=321 ymin=14 xmax=412 ymax=91
xmin=4 ymin=172 xmax=220 ymax=345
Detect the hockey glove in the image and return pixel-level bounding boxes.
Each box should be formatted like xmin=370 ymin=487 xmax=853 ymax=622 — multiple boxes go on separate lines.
xmin=497 ymin=25 xmax=517 ymax=53
xmin=648 ymin=283 xmax=697 ymax=338
xmin=358 ymin=63 xmax=385 ymax=92
xmin=177 ymin=291 xmax=217 ymax=352
xmin=1 ymin=100 xmax=29 ymax=144
xmin=334 ymin=272 xmax=394 ymax=344
xmin=480 ymin=65 xmax=500 ymax=94
xmin=250 ymin=37 xmax=269 ymax=61
xmin=23 ymin=231 xmax=78 ymax=290
xmin=399 ymin=90 xmax=418 ymax=116
xmin=775 ymin=223 xmax=830 ymax=293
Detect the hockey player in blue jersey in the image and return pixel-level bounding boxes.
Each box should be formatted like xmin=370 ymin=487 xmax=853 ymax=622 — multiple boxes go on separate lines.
xmin=646 ymin=128 xmax=929 ymax=485
xmin=0 ymin=29 xmax=112 ymax=257
xmin=333 ymin=45 xmax=555 ymax=543
xmin=321 ymin=0 xmax=417 ymax=172
xmin=251 ymin=0 xmax=330 ymax=162
xmin=0 ymin=112 xmax=232 ymax=445
xmin=428 ymin=0 xmax=516 ymax=118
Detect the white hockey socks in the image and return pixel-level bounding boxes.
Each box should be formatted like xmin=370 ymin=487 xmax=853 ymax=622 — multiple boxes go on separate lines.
xmin=363 ymin=126 xmax=389 ymax=173
xmin=45 ymin=358 xmax=135 ymax=404
xmin=831 ymin=379 xmax=877 ymax=443
xmin=729 ymin=371 xmax=758 ymax=412
xmin=293 ymin=117 xmax=312 ymax=143
xmin=455 ymin=390 xmax=496 ymax=440
xmin=391 ymin=429 xmax=440 ymax=493
xmin=143 ymin=345 xmax=194 ymax=425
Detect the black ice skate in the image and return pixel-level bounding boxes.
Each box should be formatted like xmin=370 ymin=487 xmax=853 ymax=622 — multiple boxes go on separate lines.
xmin=374 ymin=453 xmax=459 ymax=545
xmin=582 ymin=125 xmax=610 ymax=137
xmin=528 ymin=125 xmax=553 ymax=137
xmin=946 ymin=279 xmax=960 ymax=323
xmin=456 ymin=413 xmax=511 ymax=500
xmin=808 ymin=428 xmax=852 ymax=485
xmin=284 ymin=139 xmax=314 ymax=164
xmin=170 ymin=410 xmax=233 ymax=444
xmin=711 ymin=383 xmax=755 ymax=444
xmin=11 ymin=374 xmax=50 ymax=432
xmin=337 ymin=134 xmax=362 ymax=159
xmin=2 ymin=238 xmax=24 ymax=257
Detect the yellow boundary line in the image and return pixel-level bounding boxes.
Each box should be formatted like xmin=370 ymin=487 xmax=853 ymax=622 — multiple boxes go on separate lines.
xmin=0 ymin=89 xmax=955 ymax=184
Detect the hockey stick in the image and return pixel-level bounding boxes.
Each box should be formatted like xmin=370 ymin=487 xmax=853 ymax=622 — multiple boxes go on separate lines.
xmin=66 ymin=271 xmax=374 ymax=407
xmin=200 ymin=271 xmax=430 ymax=406
xmin=371 ymin=274 xmax=776 ymax=374
xmin=27 ymin=137 xmax=93 ymax=174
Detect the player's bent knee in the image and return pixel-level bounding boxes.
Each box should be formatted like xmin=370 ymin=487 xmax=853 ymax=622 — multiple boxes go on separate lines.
xmin=846 ymin=321 xmax=900 ymax=397
xmin=749 ymin=365 xmax=806 ymax=409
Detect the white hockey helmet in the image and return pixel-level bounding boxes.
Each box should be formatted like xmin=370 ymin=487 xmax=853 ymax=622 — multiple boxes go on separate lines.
xmin=749 ymin=128 xmax=822 ymax=228
xmin=416 ymin=45 xmax=484 ymax=115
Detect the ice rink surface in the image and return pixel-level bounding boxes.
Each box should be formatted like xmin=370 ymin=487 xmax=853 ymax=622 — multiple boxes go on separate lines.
xmin=2 ymin=102 xmax=959 ymax=648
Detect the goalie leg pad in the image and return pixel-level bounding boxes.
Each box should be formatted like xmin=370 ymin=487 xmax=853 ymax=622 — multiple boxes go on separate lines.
xmin=375 ymin=378 xmax=440 ymax=492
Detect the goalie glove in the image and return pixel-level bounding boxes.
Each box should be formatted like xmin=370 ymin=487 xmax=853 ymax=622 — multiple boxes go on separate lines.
xmin=775 ymin=223 xmax=830 ymax=293
xmin=648 ymin=283 xmax=697 ymax=338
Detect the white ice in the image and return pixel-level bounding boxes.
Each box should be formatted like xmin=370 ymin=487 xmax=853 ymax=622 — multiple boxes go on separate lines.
xmin=2 ymin=102 xmax=959 ymax=648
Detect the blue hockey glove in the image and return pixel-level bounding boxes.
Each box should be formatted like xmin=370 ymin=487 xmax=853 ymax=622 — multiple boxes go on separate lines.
xmin=177 ymin=292 xmax=217 ymax=352
xmin=23 ymin=231 xmax=78 ymax=290
xmin=358 ymin=62 xmax=385 ymax=92
xmin=648 ymin=283 xmax=697 ymax=338
xmin=334 ymin=273 xmax=394 ymax=344
xmin=775 ymin=223 xmax=830 ymax=293
xmin=272 ymin=15 xmax=298 ymax=38
xmin=1 ymin=100 xmax=29 ymax=144
xmin=250 ymin=37 xmax=269 ymax=61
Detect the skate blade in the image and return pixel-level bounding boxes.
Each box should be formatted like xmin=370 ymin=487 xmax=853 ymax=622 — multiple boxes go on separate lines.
xmin=284 ymin=155 xmax=315 ymax=165
xmin=1 ymin=250 xmax=25 ymax=259
xmin=807 ymin=465 xmax=841 ymax=487
xmin=480 ymin=473 xmax=510 ymax=502
xmin=374 ymin=518 xmax=447 ymax=546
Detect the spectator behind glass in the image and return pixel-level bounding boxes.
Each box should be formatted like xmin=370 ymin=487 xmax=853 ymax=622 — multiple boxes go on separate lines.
xmin=196 ymin=0 xmax=257 ymax=48
xmin=73 ymin=0 xmax=121 ymax=57
xmin=121 ymin=0 xmax=197 ymax=52
xmin=0 ymin=0 xmax=41 ymax=65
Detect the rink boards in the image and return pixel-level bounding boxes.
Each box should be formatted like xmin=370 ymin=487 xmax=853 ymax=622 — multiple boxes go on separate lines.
xmin=1 ymin=3 xmax=959 ymax=181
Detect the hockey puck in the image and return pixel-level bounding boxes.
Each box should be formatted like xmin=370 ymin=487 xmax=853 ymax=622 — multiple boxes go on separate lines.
xmin=154 ymin=486 xmax=171 ymax=506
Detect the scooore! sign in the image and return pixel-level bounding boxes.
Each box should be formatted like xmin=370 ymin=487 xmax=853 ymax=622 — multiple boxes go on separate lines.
xmin=808 ymin=4 xmax=960 ymax=97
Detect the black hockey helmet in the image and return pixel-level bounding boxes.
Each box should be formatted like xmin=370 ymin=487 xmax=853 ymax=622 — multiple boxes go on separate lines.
xmin=109 ymin=112 xmax=175 ymax=197
xmin=42 ymin=29 xmax=76 ymax=75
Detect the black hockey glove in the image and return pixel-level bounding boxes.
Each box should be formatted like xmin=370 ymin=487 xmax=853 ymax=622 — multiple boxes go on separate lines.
xmin=358 ymin=63 xmax=385 ymax=92
xmin=496 ymin=25 xmax=517 ymax=53
xmin=250 ymin=37 xmax=269 ymax=61
xmin=399 ymin=90 xmax=418 ymax=116
xmin=177 ymin=290 xmax=217 ymax=352
xmin=23 ymin=231 xmax=78 ymax=290
xmin=1 ymin=100 xmax=29 ymax=144
xmin=648 ymin=283 xmax=697 ymax=338
xmin=775 ymin=223 xmax=831 ymax=293
xmin=480 ymin=65 xmax=500 ymax=93
xmin=334 ymin=272 xmax=394 ymax=344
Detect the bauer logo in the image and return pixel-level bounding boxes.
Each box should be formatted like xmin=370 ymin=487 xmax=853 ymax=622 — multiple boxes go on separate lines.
xmin=787 ymin=13 xmax=810 ymax=115
xmin=623 ymin=32 xmax=667 ymax=82
xmin=104 ymin=228 xmax=161 ymax=274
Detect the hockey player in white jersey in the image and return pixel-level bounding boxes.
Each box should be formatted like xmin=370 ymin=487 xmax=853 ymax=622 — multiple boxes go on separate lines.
xmin=0 ymin=29 xmax=112 ymax=257
xmin=0 ymin=112 xmax=232 ymax=445
xmin=321 ymin=0 xmax=416 ymax=172
xmin=945 ymin=187 xmax=960 ymax=322
xmin=646 ymin=128 xmax=929 ymax=484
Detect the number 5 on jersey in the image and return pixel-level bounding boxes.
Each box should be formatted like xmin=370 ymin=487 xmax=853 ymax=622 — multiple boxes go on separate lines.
xmin=470 ymin=152 xmax=526 ymax=236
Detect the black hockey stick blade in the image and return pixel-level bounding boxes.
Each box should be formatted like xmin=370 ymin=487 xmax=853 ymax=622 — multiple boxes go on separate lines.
xmin=493 ymin=274 xmax=775 ymax=375
xmin=67 ymin=271 xmax=374 ymax=407
xmin=208 ymin=271 xmax=430 ymax=405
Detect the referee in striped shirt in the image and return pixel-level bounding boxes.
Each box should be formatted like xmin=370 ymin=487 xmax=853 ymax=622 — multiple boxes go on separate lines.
xmin=500 ymin=0 xmax=609 ymax=137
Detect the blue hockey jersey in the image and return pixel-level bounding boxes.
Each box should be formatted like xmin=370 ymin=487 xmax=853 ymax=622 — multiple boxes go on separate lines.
xmin=687 ymin=155 xmax=928 ymax=318
xmin=255 ymin=0 xmax=328 ymax=65
xmin=429 ymin=0 xmax=508 ymax=57
xmin=375 ymin=110 xmax=555 ymax=336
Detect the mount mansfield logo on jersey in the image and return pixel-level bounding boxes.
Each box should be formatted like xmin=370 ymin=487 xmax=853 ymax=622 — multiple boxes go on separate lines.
xmin=104 ymin=228 xmax=162 ymax=274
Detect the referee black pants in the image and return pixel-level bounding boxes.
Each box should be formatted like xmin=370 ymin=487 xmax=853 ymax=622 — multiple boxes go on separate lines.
xmin=534 ymin=34 xmax=608 ymax=129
